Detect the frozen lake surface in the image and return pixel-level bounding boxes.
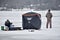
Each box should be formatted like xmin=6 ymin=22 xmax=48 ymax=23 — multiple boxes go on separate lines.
xmin=0 ymin=11 xmax=60 ymax=40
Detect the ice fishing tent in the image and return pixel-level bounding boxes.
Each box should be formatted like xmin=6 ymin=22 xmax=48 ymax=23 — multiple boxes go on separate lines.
xmin=22 ymin=12 xmax=41 ymax=30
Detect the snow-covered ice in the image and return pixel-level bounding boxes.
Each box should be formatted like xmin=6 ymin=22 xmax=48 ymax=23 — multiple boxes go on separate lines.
xmin=0 ymin=10 xmax=60 ymax=40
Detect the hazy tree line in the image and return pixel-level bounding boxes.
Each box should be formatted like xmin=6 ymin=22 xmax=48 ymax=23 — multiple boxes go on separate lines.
xmin=0 ymin=0 xmax=60 ymax=10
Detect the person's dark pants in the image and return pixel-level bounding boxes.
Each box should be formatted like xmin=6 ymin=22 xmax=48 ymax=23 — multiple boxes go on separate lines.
xmin=46 ymin=19 xmax=52 ymax=28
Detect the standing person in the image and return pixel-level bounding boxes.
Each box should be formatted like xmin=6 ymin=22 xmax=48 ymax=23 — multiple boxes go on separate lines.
xmin=46 ymin=9 xmax=53 ymax=28
xmin=5 ymin=19 xmax=12 ymax=30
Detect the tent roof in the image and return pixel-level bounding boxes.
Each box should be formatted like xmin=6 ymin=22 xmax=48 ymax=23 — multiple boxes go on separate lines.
xmin=23 ymin=12 xmax=38 ymax=15
xmin=22 ymin=12 xmax=41 ymax=17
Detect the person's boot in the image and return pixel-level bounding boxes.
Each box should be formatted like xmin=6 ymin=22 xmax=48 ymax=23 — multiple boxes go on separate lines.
xmin=50 ymin=26 xmax=52 ymax=28
xmin=50 ymin=24 xmax=52 ymax=28
xmin=46 ymin=24 xmax=48 ymax=29
xmin=46 ymin=26 xmax=48 ymax=28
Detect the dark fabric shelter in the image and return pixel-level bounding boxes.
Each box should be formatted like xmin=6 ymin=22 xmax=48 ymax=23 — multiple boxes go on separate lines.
xmin=22 ymin=12 xmax=41 ymax=30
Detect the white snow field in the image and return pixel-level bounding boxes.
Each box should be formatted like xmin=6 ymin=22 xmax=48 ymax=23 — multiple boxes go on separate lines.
xmin=0 ymin=10 xmax=60 ymax=40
